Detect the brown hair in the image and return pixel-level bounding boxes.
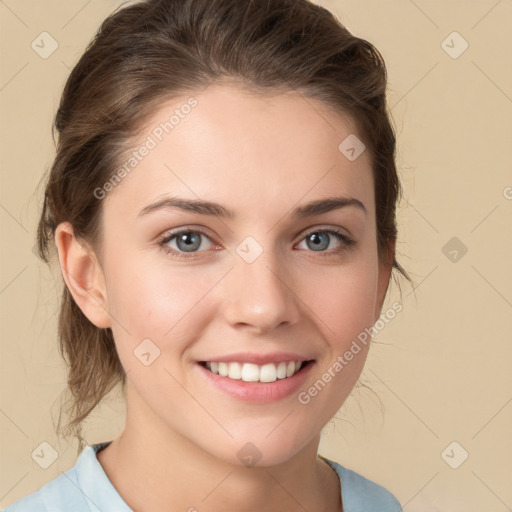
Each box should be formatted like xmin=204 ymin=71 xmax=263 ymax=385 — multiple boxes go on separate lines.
xmin=37 ymin=0 xmax=411 ymax=451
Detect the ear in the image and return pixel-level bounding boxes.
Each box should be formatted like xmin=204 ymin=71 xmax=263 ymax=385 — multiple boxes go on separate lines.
xmin=54 ymin=222 xmax=112 ymax=328
xmin=374 ymin=238 xmax=395 ymax=322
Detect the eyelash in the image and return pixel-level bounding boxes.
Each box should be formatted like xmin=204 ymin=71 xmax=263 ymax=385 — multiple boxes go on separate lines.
xmin=157 ymin=227 xmax=356 ymax=260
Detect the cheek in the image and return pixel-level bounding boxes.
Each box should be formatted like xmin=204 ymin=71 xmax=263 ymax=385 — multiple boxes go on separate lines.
xmin=302 ymin=255 xmax=379 ymax=346
xmin=103 ymin=254 xmax=222 ymax=358
xmin=295 ymin=262 xmax=378 ymax=420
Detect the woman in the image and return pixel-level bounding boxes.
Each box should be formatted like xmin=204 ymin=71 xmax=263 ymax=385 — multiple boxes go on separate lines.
xmin=6 ymin=0 xmax=410 ymax=510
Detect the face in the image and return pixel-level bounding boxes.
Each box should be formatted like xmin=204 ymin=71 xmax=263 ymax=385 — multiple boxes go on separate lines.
xmin=93 ymin=83 xmax=390 ymax=466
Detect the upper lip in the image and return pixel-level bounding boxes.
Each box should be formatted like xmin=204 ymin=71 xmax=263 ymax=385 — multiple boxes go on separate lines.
xmin=198 ymin=352 xmax=314 ymax=365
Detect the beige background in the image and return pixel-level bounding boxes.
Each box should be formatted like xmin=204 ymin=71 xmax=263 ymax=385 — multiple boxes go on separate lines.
xmin=1 ymin=0 xmax=511 ymax=510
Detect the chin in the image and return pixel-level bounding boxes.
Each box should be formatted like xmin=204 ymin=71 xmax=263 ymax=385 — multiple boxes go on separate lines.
xmin=195 ymin=427 xmax=316 ymax=469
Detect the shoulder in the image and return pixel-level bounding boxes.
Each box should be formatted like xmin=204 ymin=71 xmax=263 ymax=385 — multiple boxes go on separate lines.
xmin=3 ymin=442 xmax=122 ymax=512
xmin=320 ymin=456 xmax=402 ymax=512
xmin=2 ymin=467 xmax=88 ymax=511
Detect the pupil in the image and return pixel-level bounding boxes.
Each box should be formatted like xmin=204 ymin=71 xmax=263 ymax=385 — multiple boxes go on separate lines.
xmin=308 ymin=232 xmax=328 ymax=251
xmin=178 ymin=232 xmax=200 ymax=252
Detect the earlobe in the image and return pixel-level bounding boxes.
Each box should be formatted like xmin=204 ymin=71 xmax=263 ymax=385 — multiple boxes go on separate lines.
xmin=54 ymin=222 xmax=112 ymax=328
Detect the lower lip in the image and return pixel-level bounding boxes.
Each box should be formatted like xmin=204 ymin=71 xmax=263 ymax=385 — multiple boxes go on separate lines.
xmin=195 ymin=362 xmax=314 ymax=403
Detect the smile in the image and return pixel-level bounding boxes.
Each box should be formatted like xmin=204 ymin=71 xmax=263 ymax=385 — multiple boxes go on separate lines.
xmin=196 ymin=358 xmax=315 ymax=402
xmin=201 ymin=361 xmax=308 ymax=382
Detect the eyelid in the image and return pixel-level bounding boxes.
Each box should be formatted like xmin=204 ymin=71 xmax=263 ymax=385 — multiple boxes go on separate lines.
xmin=297 ymin=224 xmax=352 ymax=241
xmin=157 ymin=224 xmax=352 ymax=245
xmin=295 ymin=226 xmax=356 ymax=253
xmin=158 ymin=227 xmax=220 ymax=247
xmin=157 ymin=225 xmax=218 ymax=242
xmin=157 ymin=224 xmax=356 ymax=261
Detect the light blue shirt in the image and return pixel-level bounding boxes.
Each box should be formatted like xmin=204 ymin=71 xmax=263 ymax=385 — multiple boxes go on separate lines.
xmin=3 ymin=442 xmax=402 ymax=511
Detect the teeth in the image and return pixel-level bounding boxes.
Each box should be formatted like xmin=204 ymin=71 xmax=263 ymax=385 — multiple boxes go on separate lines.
xmin=276 ymin=362 xmax=287 ymax=379
xmin=228 ymin=361 xmax=242 ymax=379
xmin=259 ymin=363 xmax=277 ymax=383
xmin=204 ymin=361 xmax=305 ymax=382
xmin=218 ymin=362 xmax=228 ymax=377
xmin=241 ymin=363 xmax=260 ymax=382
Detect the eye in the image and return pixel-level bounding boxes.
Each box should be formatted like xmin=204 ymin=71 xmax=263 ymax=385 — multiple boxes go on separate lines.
xmin=296 ymin=228 xmax=355 ymax=255
xmin=157 ymin=227 xmax=356 ymax=260
xmin=158 ymin=229 xmax=218 ymax=259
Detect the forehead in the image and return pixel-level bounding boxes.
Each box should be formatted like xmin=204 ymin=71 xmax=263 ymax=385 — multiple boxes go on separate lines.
xmin=105 ymin=83 xmax=374 ymax=219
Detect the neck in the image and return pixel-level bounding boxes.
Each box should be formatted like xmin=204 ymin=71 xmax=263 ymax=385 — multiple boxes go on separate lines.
xmin=97 ymin=388 xmax=341 ymax=512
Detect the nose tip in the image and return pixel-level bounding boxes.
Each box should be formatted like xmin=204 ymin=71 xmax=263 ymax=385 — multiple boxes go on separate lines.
xmin=221 ymin=254 xmax=300 ymax=333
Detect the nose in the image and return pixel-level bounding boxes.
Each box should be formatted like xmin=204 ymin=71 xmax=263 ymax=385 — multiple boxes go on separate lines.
xmin=221 ymin=247 xmax=301 ymax=334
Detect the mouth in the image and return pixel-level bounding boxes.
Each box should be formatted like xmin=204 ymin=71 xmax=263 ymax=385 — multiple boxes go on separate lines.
xmin=198 ymin=360 xmax=315 ymax=383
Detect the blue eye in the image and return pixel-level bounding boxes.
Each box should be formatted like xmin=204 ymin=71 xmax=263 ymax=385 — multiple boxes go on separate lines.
xmin=158 ymin=227 xmax=356 ymax=260
xmin=171 ymin=231 xmax=203 ymax=252
xmin=297 ymin=229 xmax=356 ymax=255
xmin=159 ymin=229 xmax=216 ymax=258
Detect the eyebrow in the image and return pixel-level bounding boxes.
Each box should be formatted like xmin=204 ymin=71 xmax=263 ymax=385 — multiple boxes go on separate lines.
xmin=138 ymin=195 xmax=367 ymax=219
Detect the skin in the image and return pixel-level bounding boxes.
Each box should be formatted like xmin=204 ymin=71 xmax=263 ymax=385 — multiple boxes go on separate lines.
xmin=55 ymin=82 xmax=393 ymax=512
